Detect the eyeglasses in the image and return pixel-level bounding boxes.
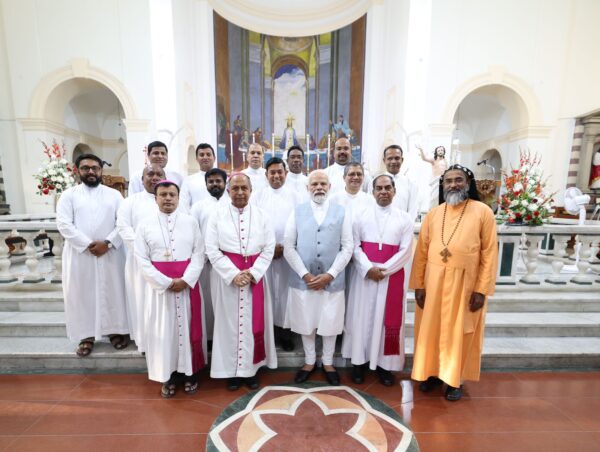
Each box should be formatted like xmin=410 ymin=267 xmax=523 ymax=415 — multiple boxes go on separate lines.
xmin=79 ymin=166 xmax=102 ymax=172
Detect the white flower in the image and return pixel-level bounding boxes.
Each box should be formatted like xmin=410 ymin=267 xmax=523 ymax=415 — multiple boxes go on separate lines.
xmin=521 ymin=164 xmax=530 ymax=172
xmin=521 ymin=199 xmax=529 ymax=207
xmin=513 ymin=182 xmax=524 ymax=192
xmin=510 ymin=199 xmax=519 ymax=207
xmin=528 ymin=203 xmax=538 ymax=212
xmin=60 ymin=159 xmax=67 ymax=164
xmin=48 ymin=169 xmax=56 ymax=176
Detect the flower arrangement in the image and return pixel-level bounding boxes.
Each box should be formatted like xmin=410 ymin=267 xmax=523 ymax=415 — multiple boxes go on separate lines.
xmin=34 ymin=140 xmax=76 ymax=196
xmin=497 ymin=150 xmax=554 ymax=226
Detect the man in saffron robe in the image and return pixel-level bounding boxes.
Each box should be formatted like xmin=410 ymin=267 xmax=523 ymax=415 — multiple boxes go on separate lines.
xmin=410 ymin=164 xmax=497 ymax=401
xmin=342 ymin=175 xmax=413 ymax=386
xmin=135 ymin=180 xmax=206 ymax=398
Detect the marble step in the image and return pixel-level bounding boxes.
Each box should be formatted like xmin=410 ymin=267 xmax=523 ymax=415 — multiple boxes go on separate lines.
xmin=1 ymin=311 xmax=599 ymax=338
xmin=0 ymin=336 xmax=598 ymax=372
xmin=0 ymin=291 xmax=64 ymax=312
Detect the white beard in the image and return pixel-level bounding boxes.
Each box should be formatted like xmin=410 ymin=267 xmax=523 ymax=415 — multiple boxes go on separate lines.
xmin=444 ymin=187 xmax=468 ymax=206
xmin=311 ymin=193 xmax=327 ymax=204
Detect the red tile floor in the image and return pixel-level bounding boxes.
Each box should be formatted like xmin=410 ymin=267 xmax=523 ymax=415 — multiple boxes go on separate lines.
xmin=0 ymin=370 xmax=599 ymax=451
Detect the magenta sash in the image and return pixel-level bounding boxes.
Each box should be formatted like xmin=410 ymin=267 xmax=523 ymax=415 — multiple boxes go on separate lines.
xmin=151 ymin=259 xmax=205 ymax=373
xmin=222 ymin=251 xmax=266 ymax=364
xmin=360 ymin=241 xmax=405 ymax=356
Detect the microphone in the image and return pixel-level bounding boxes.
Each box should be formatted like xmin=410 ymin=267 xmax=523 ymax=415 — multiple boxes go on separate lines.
xmin=102 ymin=160 xmax=113 ymax=167
xmin=477 ymin=159 xmax=487 ymax=166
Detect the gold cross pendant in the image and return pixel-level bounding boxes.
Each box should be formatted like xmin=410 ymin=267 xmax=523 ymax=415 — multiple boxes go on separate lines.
xmin=440 ymin=247 xmax=451 ymax=263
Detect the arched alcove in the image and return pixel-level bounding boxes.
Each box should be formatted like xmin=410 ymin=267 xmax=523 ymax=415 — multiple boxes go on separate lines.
xmin=71 ymin=143 xmax=92 ymax=164
xmin=187 ymin=144 xmax=197 ymax=175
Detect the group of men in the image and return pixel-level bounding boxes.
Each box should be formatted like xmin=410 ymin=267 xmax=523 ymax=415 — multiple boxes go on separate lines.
xmin=56 ymin=137 xmax=497 ymax=402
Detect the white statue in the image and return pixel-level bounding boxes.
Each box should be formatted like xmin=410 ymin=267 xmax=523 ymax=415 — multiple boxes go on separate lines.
xmin=590 ymin=149 xmax=600 ymax=190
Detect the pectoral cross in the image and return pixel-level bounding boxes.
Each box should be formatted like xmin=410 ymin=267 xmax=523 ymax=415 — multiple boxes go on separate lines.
xmin=378 ymin=242 xmax=383 ymax=251
xmin=164 ymin=250 xmax=172 ymax=260
xmin=440 ymin=247 xmax=451 ymax=263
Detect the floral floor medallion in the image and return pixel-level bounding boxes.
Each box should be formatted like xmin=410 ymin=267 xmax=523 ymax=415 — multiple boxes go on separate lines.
xmin=207 ymin=382 xmax=419 ymax=451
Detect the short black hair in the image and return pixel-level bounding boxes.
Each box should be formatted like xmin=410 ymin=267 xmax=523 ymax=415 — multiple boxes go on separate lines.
xmin=196 ymin=143 xmax=215 ymax=157
xmin=383 ymin=144 xmax=403 ymax=159
xmin=205 ymin=168 xmax=227 ymax=184
xmin=287 ymin=146 xmax=304 ymax=158
xmin=154 ymin=180 xmax=180 ymax=195
xmin=75 ymin=153 xmax=103 ymax=168
xmin=147 ymin=141 xmax=168 ymax=155
xmin=265 ymin=157 xmax=286 ymax=172
xmin=372 ymin=174 xmax=396 ymax=190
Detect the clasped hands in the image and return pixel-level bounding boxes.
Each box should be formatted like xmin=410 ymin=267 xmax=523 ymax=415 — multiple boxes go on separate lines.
xmin=414 ymin=288 xmax=485 ymax=312
xmin=366 ymin=267 xmax=385 ymax=282
xmin=303 ymin=273 xmax=333 ymax=291
xmin=233 ymin=270 xmax=256 ymax=287
xmin=168 ymin=278 xmax=189 ymax=293
xmin=88 ymin=240 xmax=109 ymax=257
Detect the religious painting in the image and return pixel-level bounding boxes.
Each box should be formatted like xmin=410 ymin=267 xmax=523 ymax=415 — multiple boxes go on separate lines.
xmin=213 ymin=13 xmax=367 ymax=172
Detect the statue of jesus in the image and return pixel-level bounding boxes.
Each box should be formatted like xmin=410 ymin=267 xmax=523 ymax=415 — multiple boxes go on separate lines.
xmin=418 ymin=145 xmax=448 ymax=179
xmin=590 ymin=149 xmax=600 ymax=190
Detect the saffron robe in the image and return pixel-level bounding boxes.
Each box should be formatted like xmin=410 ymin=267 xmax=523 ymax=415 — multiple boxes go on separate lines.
xmin=409 ymin=199 xmax=498 ymax=388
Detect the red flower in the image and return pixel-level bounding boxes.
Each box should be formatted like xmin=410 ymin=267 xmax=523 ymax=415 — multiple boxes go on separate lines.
xmin=533 ymin=211 xmax=540 ymax=217
xmin=525 ymin=215 xmax=532 ymax=221
xmin=42 ymin=188 xmax=49 ymax=195
xmin=515 ymin=212 xmax=522 ymax=218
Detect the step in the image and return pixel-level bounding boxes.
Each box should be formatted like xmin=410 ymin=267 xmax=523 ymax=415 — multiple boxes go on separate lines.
xmin=1 ymin=336 xmax=598 ymax=373
xmin=0 ymin=312 xmax=66 ymax=336
xmin=0 ymin=291 xmax=64 ymax=312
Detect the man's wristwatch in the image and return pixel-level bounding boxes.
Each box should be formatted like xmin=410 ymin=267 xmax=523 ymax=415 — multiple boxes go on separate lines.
xmin=104 ymin=240 xmax=113 ymax=249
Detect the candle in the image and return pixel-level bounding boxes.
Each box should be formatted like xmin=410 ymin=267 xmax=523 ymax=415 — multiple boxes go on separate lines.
xmin=306 ymin=134 xmax=310 ymax=172
xmin=252 ymin=133 xmax=255 ymax=144
xmin=229 ymin=132 xmax=234 ymax=172
xmin=271 ymin=133 xmax=275 ymax=155
xmin=327 ymin=133 xmax=331 ymax=167
xmin=317 ymin=150 xmax=320 ymax=169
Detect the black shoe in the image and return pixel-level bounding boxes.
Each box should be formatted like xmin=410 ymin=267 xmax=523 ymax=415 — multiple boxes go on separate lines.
xmin=445 ymin=385 xmax=462 ymax=401
xmin=246 ymin=376 xmax=259 ymax=390
xmin=322 ymin=366 xmax=340 ymax=386
xmin=294 ymin=365 xmax=316 ymax=384
xmin=227 ymin=377 xmax=242 ymax=391
xmin=418 ymin=376 xmax=443 ymax=393
xmin=281 ymin=337 xmax=295 ymax=352
xmin=351 ymin=365 xmax=365 ymax=384
xmin=376 ymin=367 xmax=395 ymax=387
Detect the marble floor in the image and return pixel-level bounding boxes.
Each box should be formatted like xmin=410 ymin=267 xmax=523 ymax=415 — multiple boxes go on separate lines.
xmin=0 ymin=370 xmax=599 ymax=451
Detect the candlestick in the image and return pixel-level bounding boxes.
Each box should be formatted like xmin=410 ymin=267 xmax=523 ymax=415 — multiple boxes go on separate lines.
xmin=306 ymin=134 xmax=310 ymax=172
xmin=271 ymin=133 xmax=275 ymax=157
xmin=229 ymin=132 xmax=234 ymax=172
xmin=252 ymin=133 xmax=255 ymax=144
xmin=327 ymin=133 xmax=331 ymax=167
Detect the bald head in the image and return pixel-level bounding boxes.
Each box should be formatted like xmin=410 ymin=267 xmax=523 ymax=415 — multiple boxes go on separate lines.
xmin=227 ymin=173 xmax=252 ymax=209
xmin=334 ymin=138 xmax=351 ymax=165
xmin=142 ymin=164 xmax=165 ymax=193
xmin=247 ymin=143 xmax=264 ymax=169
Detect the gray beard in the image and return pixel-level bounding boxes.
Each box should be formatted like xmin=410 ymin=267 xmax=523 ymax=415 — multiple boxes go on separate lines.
xmin=444 ymin=187 xmax=469 ymax=206
xmin=311 ymin=193 xmax=327 ymax=204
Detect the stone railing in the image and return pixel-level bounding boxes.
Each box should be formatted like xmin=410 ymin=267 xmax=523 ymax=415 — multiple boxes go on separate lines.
xmin=0 ymin=217 xmax=599 ymax=289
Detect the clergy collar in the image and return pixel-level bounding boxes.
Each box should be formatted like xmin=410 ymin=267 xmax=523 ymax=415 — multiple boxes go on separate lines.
xmin=344 ymin=189 xmax=361 ymax=198
xmin=141 ymin=190 xmax=155 ymax=198
xmin=158 ymin=209 xmax=178 ymax=218
xmin=245 ymin=166 xmax=263 ymax=174
xmin=268 ymin=185 xmax=285 ymax=194
xmin=376 ymin=203 xmax=392 ymax=213
xmin=229 ymin=202 xmax=250 ymax=214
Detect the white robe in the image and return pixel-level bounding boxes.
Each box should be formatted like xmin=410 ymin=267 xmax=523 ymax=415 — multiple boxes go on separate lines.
xmin=252 ymin=185 xmax=301 ymax=326
xmin=128 ymin=169 xmax=183 ymax=195
xmin=57 ymin=184 xmax=129 ymax=342
xmin=341 ymin=204 xmax=413 ymax=371
xmin=285 ymin=172 xmax=309 ymax=203
xmin=206 ymin=202 xmax=277 ymax=378
xmin=134 ymin=212 xmax=205 ymax=382
xmin=329 ymin=190 xmax=374 ymax=223
xmin=324 ymin=163 xmax=372 ymax=196
xmin=242 ymin=167 xmax=267 ymax=194
xmin=116 ymin=190 xmax=158 ymax=352
xmin=283 ymin=200 xmax=353 ymax=336
xmin=388 ymin=172 xmax=420 ymax=221
xmin=180 ymin=171 xmax=210 ymax=212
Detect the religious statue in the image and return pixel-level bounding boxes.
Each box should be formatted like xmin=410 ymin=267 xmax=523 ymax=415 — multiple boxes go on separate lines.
xmin=330 ymin=115 xmax=353 ymax=142
xmin=418 ymin=145 xmax=449 ymax=208
xmin=279 ymin=114 xmax=298 ymax=149
xmin=589 ymin=149 xmax=600 ymax=190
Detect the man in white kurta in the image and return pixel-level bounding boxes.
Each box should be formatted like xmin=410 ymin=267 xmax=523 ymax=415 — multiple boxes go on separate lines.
xmin=179 ymin=143 xmax=216 ymax=211
xmin=129 ymin=141 xmax=183 ymax=194
xmin=324 ymin=137 xmax=371 ymax=195
xmin=190 ymin=168 xmax=228 ymax=340
xmin=57 ymin=154 xmax=129 ymax=356
xmin=252 ymin=157 xmax=301 ymax=351
xmin=329 ymin=162 xmax=373 ymax=221
xmin=383 ymin=144 xmax=420 ymax=221
xmin=285 ymin=146 xmax=309 ymax=203
xmin=342 ymin=175 xmax=413 ymax=386
xmin=116 ymin=164 xmax=164 ymax=352
xmin=135 ymin=181 xmax=206 ymax=397
xmin=206 ymin=173 xmax=276 ymax=390
xmin=283 ymin=170 xmax=353 ymax=386
xmin=242 ymin=143 xmax=267 ymax=194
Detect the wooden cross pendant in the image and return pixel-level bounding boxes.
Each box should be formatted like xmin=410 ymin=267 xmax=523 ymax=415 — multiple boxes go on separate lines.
xmin=440 ymin=247 xmax=451 ymax=263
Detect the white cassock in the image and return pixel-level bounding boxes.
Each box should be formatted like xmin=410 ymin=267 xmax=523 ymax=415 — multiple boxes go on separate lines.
xmin=329 ymin=190 xmax=374 ymax=222
xmin=324 ymin=163 xmax=372 ymax=196
xmin=180 ymin=171 xmax=210 ymax=212
xmin=285 ymin=172 xmax=309 ymax=203
xmin=252 ymin=185 xmax=301 ymax=326
xmin=128 ymin=169 xmax=183 ymax=195
xmin=387 ymin=172 xmax=420 ymax=221
xmin=283 ymin=200 xmax=353 ymax=336
xmin=206 ymin=202 xmax=277 ymax=378
xmin=341 ymin=203 xmax=413 ymax=371
xmin=116 ymin=190 xmax=158 ymax=352
xmin=242 ymin=167 xmax=268 ymax=193
xmin=57 ymin=184 xmax=129 ymax=342
xmin=190 ymin=194 xmax=229 ymax=339
xmin=134 ymin=212 xmax=206 ymax=382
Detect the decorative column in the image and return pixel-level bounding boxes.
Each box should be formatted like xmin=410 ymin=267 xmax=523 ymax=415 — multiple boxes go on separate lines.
xmin=21 ymin=231 xmax=44 ymax=283
xmin=545 ymin=234 xmax=570 ymax=285
xmin=571 ymin=235 xmax=594 ymax=285
xmin=520 ymin=233 xmax=543 ymax=285
xmin=0 ymin=232 xmax=17 ymax=283
xmin=50 ymin=232 xmax=63 ymax=284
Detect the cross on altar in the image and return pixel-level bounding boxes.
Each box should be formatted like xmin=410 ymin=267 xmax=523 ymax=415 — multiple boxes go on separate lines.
xmin=440 ymin=247 xmax=451 ymax=263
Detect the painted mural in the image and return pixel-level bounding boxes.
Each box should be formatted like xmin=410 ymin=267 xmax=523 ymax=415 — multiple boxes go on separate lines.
xmin=213 ymin=13 xmax=366 ymax=171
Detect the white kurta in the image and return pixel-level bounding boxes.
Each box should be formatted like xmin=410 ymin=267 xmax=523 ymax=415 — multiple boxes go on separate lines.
xmin=180 ymin=171 xmax=210 ymax=212
xmin=329 ymin=190 xmax=374 ymax=223
xmin=388 ymin=172 xmax=420 ymax=221
xmin=128 ymin=169 xmax=183 ymax=195
xmin=190 ymin=194 xmax=228 ymax=339
xmin=206 ymin=202 xmax=277 ymax=378
xmin=324 ymin=163 xmax=372 ymax=196
xmin=134 ymin=212 xmax=205 ymax=382
xmin=252 ymin=185 xmax=301 ymax=326
xmin=341 ymin=204 xmax=413 ymax=371
xmin=116 ymin=190 xmax=158 ymax=351
xmin=57 ymin=184 xmax=129 ymax=342
xmin=285 ymin=172 xmax=309 ymax=203
xmin=283 ymin=200 xmax=353 ymax=336
xmin=242 ymin=167 xmax=267 ymax=194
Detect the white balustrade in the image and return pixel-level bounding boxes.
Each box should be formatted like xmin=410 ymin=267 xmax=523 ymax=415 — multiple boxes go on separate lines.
xmin=520 ymin=233 xmax=544 ymax=285
xmin=570 ymin=235 xmax=595 ymax=285
xmin=545 ymin=234 xmax=570 ymax=285
xmin=21 ymin=231 xmax=45 ymax=283
xmin=50 ymin=232 xmax=63 ymax=284
xmin=0 ymin=231 xmax=17 ymax=283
